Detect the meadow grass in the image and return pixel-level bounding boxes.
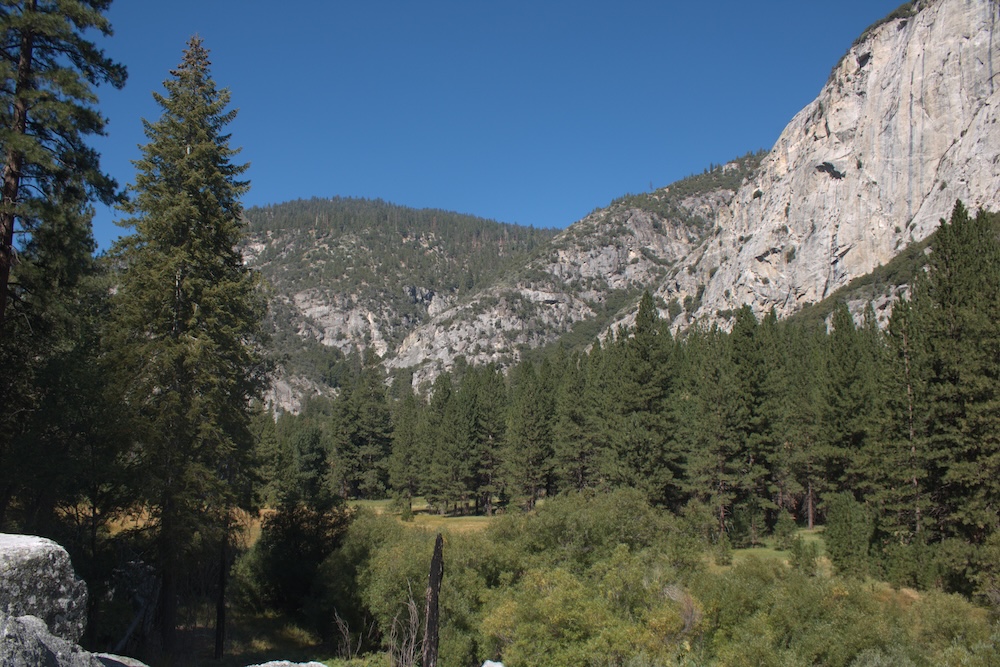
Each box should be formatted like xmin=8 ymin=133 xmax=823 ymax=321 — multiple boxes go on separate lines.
xmin=725 ymin=526 xmax=833 ymax=575
xmin=350 ymin=497 xmax=494 ymax=533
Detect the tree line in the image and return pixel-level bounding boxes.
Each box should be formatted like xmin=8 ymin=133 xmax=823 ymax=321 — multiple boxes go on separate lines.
xmin=268 ymin=201 xmax=1000 ymax=600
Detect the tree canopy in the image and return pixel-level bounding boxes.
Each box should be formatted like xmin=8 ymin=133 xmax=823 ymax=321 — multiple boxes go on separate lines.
xmin=0 ymin=0 xmax=125 ymax=330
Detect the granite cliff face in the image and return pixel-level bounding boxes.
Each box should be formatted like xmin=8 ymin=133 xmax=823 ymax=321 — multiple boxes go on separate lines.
xmin=683 ymin=0 xmax=1000 ymax=322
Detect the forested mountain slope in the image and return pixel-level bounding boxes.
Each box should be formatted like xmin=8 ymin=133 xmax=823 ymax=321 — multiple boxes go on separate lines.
xmin=386 ymin=152 xmax=763 ymax=386
xmin=246 ymin=155 xmax=762 ymax=398
xmin=242 ymin=198 xmax=555 ymax=403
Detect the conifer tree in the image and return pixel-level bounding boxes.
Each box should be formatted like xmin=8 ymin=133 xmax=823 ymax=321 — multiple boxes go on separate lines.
xmin=868 ymin=297 xmax=931 ymax=542
xmin=914 ymin=203 xmax=1000 ymax=545
xmin=418 ymin=372 xmax=456 ymax=511
xmin=609 ymin=292 xmax=677 ymax=505
xmin=551 ymin=352 xmax=594 ymax=493
xmin=728 ymin=306 xmax=778 ymax=541
xmin=583 ymin=340 xmax=617 ymax=488
xmin=250 ymin=404 xmax=284 ymax=508
xmin=0 ymin=0 xmax=125 ymax=330
xmin=677 ymin=325 xmax=744 ymax=537
xmin=0 ymin=175 xmax=125 ymax=535
xmin=774 ymin=321 xmax=828 ymax=528
xmin=426 ymin=373 xmax=475 ymax=511
xmin=388 ymin=384 xmax=422 ymax=509
xmin=823 ymin=303 xmax=879 ymax=493
xmin=107 ymin=37 xmax=266 ymax=654
xmin=334 ymin=353 xmax=391 ymax=498
xmin=503 ymin=361 xmax=552 ymax=510
xmin=464 ymin=364 xmax=507 ymax=515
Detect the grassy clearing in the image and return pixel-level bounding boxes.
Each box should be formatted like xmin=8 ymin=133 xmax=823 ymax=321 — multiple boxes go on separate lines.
xmin=405 ymin=513 xmax=492 ymax=533
xmin=350 ymin=498 xmax=394 ymax=514
xmin=796 ymin=526 xmax=826 ymax=553
xmin=723 ymin=527 xmax=833 ymax=575
xmin=350 ymin=497 xmax=494 ymax=533
xmin=147 ymin=608 xmax=338 ymax=667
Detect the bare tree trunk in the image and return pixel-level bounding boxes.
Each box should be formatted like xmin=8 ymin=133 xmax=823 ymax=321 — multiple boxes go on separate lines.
xmin=422 ymin=533 xmax=444 ymax=667
xmin=807 ymin=479 xmax=815 ymax=530
xmin=0 ymin=0 xmax=35 ymax=332
xmin=214 ymin=536 xmax=227 ymax=659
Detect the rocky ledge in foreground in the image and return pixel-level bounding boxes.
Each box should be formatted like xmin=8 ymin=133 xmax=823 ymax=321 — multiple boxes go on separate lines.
xmin=0 ymin=533 xmax=147 ymax=667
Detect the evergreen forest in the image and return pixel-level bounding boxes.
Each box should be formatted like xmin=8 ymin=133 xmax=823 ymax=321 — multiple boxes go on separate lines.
xmin=2 ymin=2 xmax=1000 ymax=667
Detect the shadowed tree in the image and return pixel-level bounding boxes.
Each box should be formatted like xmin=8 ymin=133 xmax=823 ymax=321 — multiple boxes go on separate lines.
xmin=0 ymin=0 xmax=125 ymax=330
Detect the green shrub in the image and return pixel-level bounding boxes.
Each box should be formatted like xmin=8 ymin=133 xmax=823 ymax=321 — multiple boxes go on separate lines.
xmin=824 ymin=493 xmax=875 ymax=576
xmin=773 ymin=510 xmax=797 ymax=550
xmin=714 ymin=532 xmax=733 ymax=566
xmin=789 ymin=536 xmax=819 ymax=575
xmin=231 ymin=503 xmax=353 ymax=620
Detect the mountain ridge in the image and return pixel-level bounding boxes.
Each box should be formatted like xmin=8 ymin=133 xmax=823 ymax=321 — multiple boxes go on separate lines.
xmin=246 ymin=0 xmax=1000 ymax=405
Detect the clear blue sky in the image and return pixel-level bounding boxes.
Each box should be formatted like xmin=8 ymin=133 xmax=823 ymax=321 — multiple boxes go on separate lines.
xmin=89 ymin=1 xmax=904 ymax=250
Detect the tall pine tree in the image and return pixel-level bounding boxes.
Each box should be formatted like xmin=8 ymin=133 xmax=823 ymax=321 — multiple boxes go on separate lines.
xmin=107 ymin=37 xmax=266 ymax=656
xmin=604 ymin=292 xmax=678 ymax=506
xmin=503 ymin=361 xmax=552 ymax=510
xmin=915 ymin=203 xmax=1000 ymax=545
xmin=0 ymin=0 xmax=125 ymax=330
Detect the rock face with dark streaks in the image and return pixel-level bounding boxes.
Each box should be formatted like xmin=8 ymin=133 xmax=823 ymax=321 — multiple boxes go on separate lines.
xmin=685 ymin=0 xmax=1000 ymax=322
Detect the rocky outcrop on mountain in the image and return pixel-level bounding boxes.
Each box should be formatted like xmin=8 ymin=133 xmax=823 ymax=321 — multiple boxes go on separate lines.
xmin=244 ymin=198 xmax=558 ymax=408
xmin=684 ymin=0 xmax=1000 ymax=322
xmin=290 ymin=290 xmax=396 ymax=358
xmin=0 ymin=534 xmax=147 ymax=667
xmin=391 ymin=0 xmax=1000 ymax=371
xmin=386 ymin=177 xmax=743 ymax=385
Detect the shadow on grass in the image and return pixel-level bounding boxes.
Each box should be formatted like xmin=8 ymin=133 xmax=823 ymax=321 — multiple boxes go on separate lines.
xmin=136 ymin=610 xmax=339 ymax=667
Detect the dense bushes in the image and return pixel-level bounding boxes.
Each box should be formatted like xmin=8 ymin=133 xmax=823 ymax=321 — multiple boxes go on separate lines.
xmin=232 ymin=490 xmax=1000 ymax=665
xmin=232 ymin=503 xmax=353 ymax=618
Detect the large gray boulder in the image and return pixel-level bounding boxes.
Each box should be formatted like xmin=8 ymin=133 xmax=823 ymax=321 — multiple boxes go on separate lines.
xmin=0 ymin=533 xmax=150 ymax=667
xmin=0 ymin=534 xmax=88 ymax=643
xmin=0 ymin=613 xmax=103 ymax=667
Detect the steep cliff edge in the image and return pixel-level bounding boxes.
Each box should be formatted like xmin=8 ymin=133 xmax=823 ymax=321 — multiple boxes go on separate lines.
xmin=686 ymin=0 xmax=1000 ymax=321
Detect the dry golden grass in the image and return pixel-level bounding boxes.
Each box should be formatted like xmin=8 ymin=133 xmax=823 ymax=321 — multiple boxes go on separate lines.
xmin=406 ymin=513 xmax=492 ymax=533
xmin=350 ymin=497 xmax=494 ymax=534
xmin=158 ymin=608 xmax=339 ymax=667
